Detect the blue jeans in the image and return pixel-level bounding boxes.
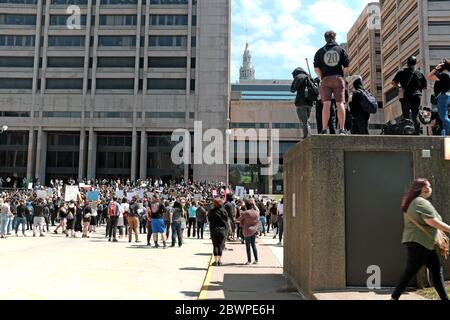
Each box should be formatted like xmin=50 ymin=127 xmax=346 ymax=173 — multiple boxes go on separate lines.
xmin=15 ymin=217 xmax=27 ymax=234
xmin=245 ymin=234 xmax=258 ymax=263
xmin=171 ymin=221 xmax=183 ymax=246
xmin=437 ymin=93 xmax=450 ymax=135
xmin=7 ymin=216 xmax=14 ymax=234
xmin=259 ymin=216 xmax=266 ymax=235
xmin=0 ymin=214 xmax=8 ymax=236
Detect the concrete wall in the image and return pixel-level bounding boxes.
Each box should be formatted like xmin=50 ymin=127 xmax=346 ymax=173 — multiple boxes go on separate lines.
xmin=284 ymin=135 xmax=450 ymax=298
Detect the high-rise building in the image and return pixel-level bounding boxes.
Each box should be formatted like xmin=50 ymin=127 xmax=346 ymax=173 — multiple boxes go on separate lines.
xmin=0 ymin=0 xmax=230 ymax=185
xmin=347 ymin=2 xmax=383 ymax=122
xmin=380 ymin=0 xmax=450 ymax=120
xmin=239 ymin=42 xmax=255 ymax=81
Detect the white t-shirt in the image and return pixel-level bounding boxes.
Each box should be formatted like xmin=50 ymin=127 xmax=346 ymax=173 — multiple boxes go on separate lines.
xmin=277 ymin=203 xmax=284 ymax=215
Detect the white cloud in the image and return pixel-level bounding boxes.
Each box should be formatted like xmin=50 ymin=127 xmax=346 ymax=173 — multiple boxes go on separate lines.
xmin=231 ymin=0 xmax=379 ymax=81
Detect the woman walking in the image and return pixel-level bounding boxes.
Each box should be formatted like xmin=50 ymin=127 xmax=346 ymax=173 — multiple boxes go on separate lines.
xmin=240 ymin=200 xmax=259 ymax=265
xmin=391 ymin=178 xmax=450 ymax=300
xmin=208 ymin=197 xmax=228 ymax=266
xmin=66 ymin=201 xmax=76 ymax=238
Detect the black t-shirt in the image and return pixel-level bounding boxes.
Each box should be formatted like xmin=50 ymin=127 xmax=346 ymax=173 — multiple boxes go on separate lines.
xmin=16 ymin=204 xmax=29 ymax=218
xmin=150 ymin=202 xmax=165 ymax=219
xmin=392 ymin=67 xmax=427 ymax=98
xmin=435 ymin=72 xmax=450 ymax=95
xmin=314 ymin=42 xmax=350 ymax=78
xmin=129 ymin=203 xmax=140 ymax=217
xmin=34 ymin=204 xmax=44 ymax=217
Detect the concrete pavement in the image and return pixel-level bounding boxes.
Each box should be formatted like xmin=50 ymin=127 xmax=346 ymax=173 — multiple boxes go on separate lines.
xmin=0 ymin=225 xmax=211 ymax=300
xmin=199 ymin=233 xmax=303 ymax=300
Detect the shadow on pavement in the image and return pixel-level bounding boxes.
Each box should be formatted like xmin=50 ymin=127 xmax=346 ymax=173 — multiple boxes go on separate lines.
xmin=180 ymin=291 xmax=200 ymax=297
xmin=194 ymin=253 xmax=211 ymax=256
xmin=179 ymin=267 xmax=208 ymax=271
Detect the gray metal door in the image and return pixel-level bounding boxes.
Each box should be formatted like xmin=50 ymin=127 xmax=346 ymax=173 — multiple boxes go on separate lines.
xmin=345 ymin=151 xmax=413 ymax=287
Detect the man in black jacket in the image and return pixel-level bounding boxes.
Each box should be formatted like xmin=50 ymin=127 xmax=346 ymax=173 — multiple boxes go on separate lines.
xmin=291 ymin=67 xmax=314 ymax=139
xmin=392 ymin=56 xmax=427 ymax=135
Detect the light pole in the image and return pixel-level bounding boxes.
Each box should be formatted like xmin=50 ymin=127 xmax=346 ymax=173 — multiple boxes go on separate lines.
xmin=0 ymin=125 xmax=7 ymax=133
xmin=225 ymin=118 xmax=232 ymax=188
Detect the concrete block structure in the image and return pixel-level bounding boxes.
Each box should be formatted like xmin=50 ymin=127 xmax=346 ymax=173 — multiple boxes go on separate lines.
xmin=0 ymin=0 xmax=230 ymax=185
xmin=284 ymin=135 xmax=450 ymax=298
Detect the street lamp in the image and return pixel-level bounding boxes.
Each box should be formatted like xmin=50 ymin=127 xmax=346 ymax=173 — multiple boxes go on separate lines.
xmin=0 ymin=125 xmax=7 ymax=133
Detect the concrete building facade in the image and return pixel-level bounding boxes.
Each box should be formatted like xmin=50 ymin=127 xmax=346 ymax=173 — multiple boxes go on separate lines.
xmin=0 ymin=0 xmax=230 ymax=185
xmin=380 ymin=0 xmax=450 ymax=121
xmin=347 ymin=2 xmax=384 ymax=123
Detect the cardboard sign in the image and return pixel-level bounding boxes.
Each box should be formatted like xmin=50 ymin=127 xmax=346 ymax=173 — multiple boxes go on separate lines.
xmin=116 ymin=190 xmax=124 ymax=199
xmin=127 ymin=191 xmax=137 ymax=202
xmin=27 ymin=183 xmax=33 ymax=190
xmin=87 ymin=191 xmax=99 ymax=202
xmin=37 ymin=190 xmax=47 ymax=199
xmin=235 ymin=186 xmax=245 ymax=199
xmin=65 ymin=185 xmax=79 ymax=202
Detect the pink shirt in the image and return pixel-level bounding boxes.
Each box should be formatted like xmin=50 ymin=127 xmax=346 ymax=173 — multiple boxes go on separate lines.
xmin=241 ymin=209 xmax=259 ymax=237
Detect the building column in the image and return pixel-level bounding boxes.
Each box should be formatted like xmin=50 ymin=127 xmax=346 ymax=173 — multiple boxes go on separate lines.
xmin=78 ymin=129 xmax=86 ymax=181
xmin=35 ymin=129 xmax=47 ymax=185
xmin=87 ymin=128 xmax=97 ymax=181
xmin=139 ymin=129 xmax=147 ymax=180
xmin=268 ymin=130 xmax=273 ymax=195
xmin=26 ymin=129 xmax=35 ymax=181
xmin=131 ymin=129 xmax=137 ymax=181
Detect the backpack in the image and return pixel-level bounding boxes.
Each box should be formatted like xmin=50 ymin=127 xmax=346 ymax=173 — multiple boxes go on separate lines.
xmin=381 ymin=119 xmax=415 ymax=135
xmin=108 ymin=202 xmax=118 ymax=217
xmin=303 ymin=77 xmax=320 ymax=103
xmin=358 ymin=89 xmax=378 ymax=114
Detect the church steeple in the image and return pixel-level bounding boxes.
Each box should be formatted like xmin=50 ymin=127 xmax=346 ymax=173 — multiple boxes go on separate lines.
xmin=239 ymin=42 xmax=255 ymax=81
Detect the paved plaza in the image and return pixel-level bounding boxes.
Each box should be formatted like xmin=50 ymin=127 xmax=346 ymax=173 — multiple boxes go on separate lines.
xmin=0 ymin=225 xmax=297 ymax=300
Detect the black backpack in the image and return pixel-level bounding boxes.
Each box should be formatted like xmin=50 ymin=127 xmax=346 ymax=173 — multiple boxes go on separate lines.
xmin=303 ymin=77 xmax=320 ymax=103
xmin=381 ymin=119 xmax=415 ymax=135
xmin=358 ymin=89 xmax=378 ymax=114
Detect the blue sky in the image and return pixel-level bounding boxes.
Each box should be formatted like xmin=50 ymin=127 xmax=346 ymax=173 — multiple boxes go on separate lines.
xmin=231 ymin=0 xmax=378 ymax=82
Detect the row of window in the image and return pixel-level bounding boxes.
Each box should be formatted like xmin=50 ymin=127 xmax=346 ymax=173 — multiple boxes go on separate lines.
xmin=0 ymin=14 xmax=195 ymax=26
xmin=0 ymin=56 xmax=195 ymax=69
xmin=0 ymin=0 xmax=189 ymax=5
xmin=0 ymin=78 xmax=192 ymax=90
xmin=0 ymin=35 xmax=195 ymax=48
xmin=0 ymin=110 xmax=195 ymax=119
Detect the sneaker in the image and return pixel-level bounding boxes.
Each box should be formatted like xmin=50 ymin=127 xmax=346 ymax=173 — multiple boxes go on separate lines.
xmin=217 ymin=261 xmax=222 ymax=266
xmin=112 ymin=238 xmax=118 ymax=242
xmin=339 ymin=129 xmax=346 ymax=135
xmin=245 ymin=261 xmax=251 ymax=265
xmin=170 ymin=244 xmax=175 ymax=247
xmin=54 ymin=230 xmax=58 ymax=234
xmin=108 ymin=238 xmax=111 ymax=242
xmin=277 ymin=242 xmax=282 ymax=245
xmin=253 ymin=261 xmax=258 ymax=265
xmin=40 ymin=234 xmax=45 ymax=237
xmin=273 ymin=235 xmax=276 ymax=239
xmin=320 ymin=129 xmax=328 ymax=135
xmin=33 ymin=233 xmax=36 ymax=237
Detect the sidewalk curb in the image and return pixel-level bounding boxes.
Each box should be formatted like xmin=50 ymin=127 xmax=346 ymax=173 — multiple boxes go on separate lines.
xmin=198 ymin=255 xmax=214 ymax=300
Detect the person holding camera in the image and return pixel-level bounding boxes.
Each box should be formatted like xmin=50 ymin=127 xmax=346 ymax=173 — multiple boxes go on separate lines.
xmin=426 ymin=59 xmax=450 ymax=136
xmin=392 ymin=56 xmax=427 ymax=135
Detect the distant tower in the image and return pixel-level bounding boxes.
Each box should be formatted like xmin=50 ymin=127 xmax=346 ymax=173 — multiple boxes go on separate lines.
xmin=239 ymin=42 xmax=255 ymax=81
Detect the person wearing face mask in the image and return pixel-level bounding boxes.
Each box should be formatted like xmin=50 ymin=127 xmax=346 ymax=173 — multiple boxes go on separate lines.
xmin=391 ymin=178 xmax=450 ymax=300
xmin=426 ymin=59 xmax=450 ymax=136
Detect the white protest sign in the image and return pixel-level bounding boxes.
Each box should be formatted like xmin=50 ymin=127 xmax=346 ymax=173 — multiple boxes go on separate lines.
xmin=249 ymin=189 xmax=254 ymax=196
xmin=235 ymin=186 xmax=245 ymax=199
xmin=37 ymin=190 xmax=47 ymax=199
xmin=127 ymin=191 xmax=137 ymax=202
xmin=212 ymin=190 xmax=218 ymax=197
xmin=194 ymin=194 xmax=202 ymax=201
xmin=47 ymin=188 xmax=53 ymax=197
xmin=65 ymin=185 xmax=79 ymax=202
xmin=116 ymin=190 xmax=124 ymax=199
xmin=159 ymin=186 xmax=164 ymax=193
xmin=79 ymin=183 xmax=85 ymax=188
xmin=27 ymin=183 xmax=33 ymax=190
xmin=138 ymin=189 xmax=144 ymax=199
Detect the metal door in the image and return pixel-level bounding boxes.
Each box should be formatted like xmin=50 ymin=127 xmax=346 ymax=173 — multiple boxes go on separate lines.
xmin=345 ymin=151 xmax=413 ymax=287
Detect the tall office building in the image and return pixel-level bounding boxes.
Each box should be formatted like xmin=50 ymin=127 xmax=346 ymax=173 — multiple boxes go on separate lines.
xmin=0 ymin=0 xmax=230 ymax=185
xmin=347 ymin=2 xmax=384 ymax=123
xmin=380 ymin=0 xmax=450 ymax=120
